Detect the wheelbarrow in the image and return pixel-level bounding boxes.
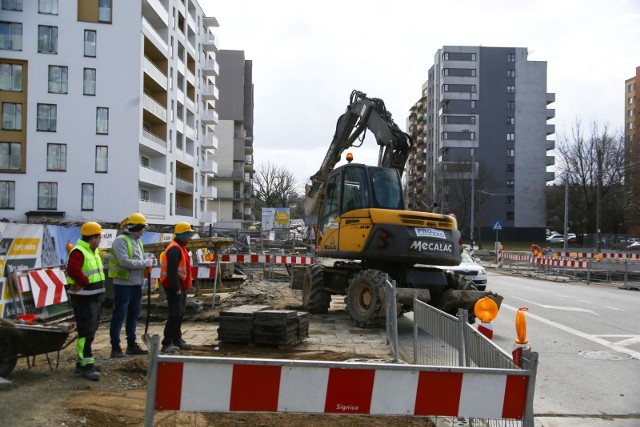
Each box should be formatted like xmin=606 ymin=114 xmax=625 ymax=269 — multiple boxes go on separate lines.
xmin=0 ymin=317 xmax=75 ymax=377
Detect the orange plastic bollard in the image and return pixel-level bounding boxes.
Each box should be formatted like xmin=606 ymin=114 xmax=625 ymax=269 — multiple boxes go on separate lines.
xmin=512 ymin=307 xmax=530 ymax=367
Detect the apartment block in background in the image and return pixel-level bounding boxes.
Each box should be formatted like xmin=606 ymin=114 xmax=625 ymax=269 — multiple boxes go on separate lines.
xmin=624 ymin=66 xmax=639 ymax=232
xmin=0 ymin=0 xmax=222 ymax=227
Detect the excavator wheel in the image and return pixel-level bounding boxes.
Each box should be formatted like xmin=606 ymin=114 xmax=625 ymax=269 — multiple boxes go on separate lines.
xmin=0 ymin=339 xmax=17 ymax=378
xmin=346 ymin=269 xmax=387 ymax=328
xmin=302 ymin=265 xmax=331 ymax=313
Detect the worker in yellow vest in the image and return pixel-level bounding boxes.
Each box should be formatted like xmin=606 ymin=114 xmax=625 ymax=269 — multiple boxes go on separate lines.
xmin=67 ymin=222 xmax=105 ymax=381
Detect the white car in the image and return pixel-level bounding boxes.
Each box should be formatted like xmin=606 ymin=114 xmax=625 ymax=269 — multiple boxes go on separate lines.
xmin=435 ymin=251 xmax=488 ymax=290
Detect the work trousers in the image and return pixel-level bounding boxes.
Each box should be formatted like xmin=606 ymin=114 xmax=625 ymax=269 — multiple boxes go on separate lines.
xmin=70 ymin=294 xmax=101 ymax=365
xmin=162 ymin=286 xmax=187 ymax=347
xmin=109 ymin=284 xmax=143 ymax=348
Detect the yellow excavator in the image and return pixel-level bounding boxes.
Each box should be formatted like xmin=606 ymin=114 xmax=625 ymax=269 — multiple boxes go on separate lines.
xmin=303 ymin=90 xmax=500 ymax=327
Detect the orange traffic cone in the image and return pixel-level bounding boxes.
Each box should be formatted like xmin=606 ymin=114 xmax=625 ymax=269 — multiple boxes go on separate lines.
xmin=474 ymin=296 xmax=499 ymax=339
xmin=512 ymin=307 xmax=530 ymax=367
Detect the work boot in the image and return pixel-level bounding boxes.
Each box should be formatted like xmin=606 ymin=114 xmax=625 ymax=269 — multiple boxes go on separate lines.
xmin=161 ymin=344 xmax=180 ymax=354
xmin=81 ymin=365 xmax=100 ymax=381
xmin=126 ymin=342 xmax=149 ymax=355
xmin=174 ymin=340 xmax=192 ymax=350
xmin=110 ymin=346 xmax=126 ymax=359
xmin=75 ymin=362 xmax=101 ymax=374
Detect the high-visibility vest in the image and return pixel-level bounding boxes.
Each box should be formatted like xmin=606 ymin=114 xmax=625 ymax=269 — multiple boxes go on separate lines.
xmin=160 ymin=240 xmax=192 ymax=290
xmin=67 ymin=239 xmax=105 ymax=296
xmin=108 ymin=234 xmax=144 ymax=280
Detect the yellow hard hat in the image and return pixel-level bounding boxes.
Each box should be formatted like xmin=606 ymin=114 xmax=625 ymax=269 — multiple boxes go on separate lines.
xmin=81 ymin=221 xmax=103 ymax=236
xmin=128 ymin=212 xmax=147 ymax=226
xmin=174 ymin=222 xmax=195 ymax=235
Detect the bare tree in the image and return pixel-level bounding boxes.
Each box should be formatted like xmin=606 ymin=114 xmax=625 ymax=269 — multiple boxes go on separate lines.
xmin=252 ymin=163 xmax=299 ymax=216
xmin=555 ymin=120 xmax=626 ymax=236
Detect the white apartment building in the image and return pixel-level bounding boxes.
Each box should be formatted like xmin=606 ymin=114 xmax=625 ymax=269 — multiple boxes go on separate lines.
xmin=0 ymin=0 xmax=221 ymax=227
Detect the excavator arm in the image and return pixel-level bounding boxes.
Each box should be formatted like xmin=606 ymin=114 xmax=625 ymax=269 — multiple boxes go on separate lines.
xmin=305 ymin=90 xmax=412 ymax=216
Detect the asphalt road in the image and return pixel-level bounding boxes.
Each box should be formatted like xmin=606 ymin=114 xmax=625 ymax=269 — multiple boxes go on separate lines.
xmin=398 ymin=269 xmax=640 ymax=426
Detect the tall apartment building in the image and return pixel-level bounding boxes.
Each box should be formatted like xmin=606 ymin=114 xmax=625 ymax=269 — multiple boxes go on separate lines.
xmin=624 ymin=66 xmax=639 ymax=232
xmin=0 ymin=0 xmax=222 ymax=227
xmin=406 ymin=46 xmax=555 ymax=240
xmin=406 ymin=82 xmax=429 ymax=211
xmin=213 ymin=50 xmax=254 ymax=229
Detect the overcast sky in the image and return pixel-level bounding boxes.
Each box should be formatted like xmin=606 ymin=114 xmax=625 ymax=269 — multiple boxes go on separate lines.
xmin=202 ymin=0 xmax=640 ymax=187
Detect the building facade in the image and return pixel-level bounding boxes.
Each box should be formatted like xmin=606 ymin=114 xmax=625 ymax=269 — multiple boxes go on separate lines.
xmin=212 ymin=50 xmax=254 ymax=229
xmin=407 ymin=46 xmax=555 ymax=241
xmin=0 ymin=0 xmax=222 ymax=227
xmin=624 ymin=66 xmax=639 ymax=232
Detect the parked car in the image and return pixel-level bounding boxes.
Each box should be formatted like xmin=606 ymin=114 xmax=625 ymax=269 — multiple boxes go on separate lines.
xmin=434 ymin=251 xmax=488 ymax=291
xmin=627 ymin=241 xmax=640 ymax=250
xmin=547 ymin=234 xmax=577 ymax=244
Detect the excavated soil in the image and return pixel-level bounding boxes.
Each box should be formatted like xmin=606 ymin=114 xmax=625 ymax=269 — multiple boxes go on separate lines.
xmin=0 ymin=277 xmax=435 ymax=426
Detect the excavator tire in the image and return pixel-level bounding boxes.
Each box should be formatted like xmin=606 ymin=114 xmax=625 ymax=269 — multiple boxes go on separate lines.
xmin=0 ymin=339 xmax=17 ymax=377
xmin=302 ymin=265 xmax=331 ymax=313
xmin=346 ymin=269 xmax=386 ymax=328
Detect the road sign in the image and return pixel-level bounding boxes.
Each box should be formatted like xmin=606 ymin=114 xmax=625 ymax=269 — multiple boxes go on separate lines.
xmin=492 ymin=221 xmax=503 ymax=231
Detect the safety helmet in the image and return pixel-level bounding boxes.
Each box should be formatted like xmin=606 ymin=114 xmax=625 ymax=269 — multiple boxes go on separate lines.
xmin=174 ymin=222 xmax=195 ymax=235
xmin=81 ymin=221 xmax=103 ymax=236
xmin=128 ymin=212 xmax=147 ymax=226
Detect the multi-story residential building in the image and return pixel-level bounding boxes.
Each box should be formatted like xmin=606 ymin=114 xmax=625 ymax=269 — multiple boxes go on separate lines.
xmin=405 ymin=82 xmax=429 ymax=211
xmin=406 ymin=46 xmax=555 ymax=241
xmin=0 ymin=0 xmax=222 ymax=227
xmin=213 ymin=50 xmax=254 ymax=229
xmin=624 ymin=66 xmax=639 ymax=232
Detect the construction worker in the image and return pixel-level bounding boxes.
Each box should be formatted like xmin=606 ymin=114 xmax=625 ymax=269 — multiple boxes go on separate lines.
xmin=159 ymin=222 xmax=195 ymax=353
xmin=67 ymin=221 xmax=105 ymax=381
xmin=108 ymin=213 xmax=154 ymax=358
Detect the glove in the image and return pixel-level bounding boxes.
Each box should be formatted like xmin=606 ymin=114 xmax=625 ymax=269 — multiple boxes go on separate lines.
xmin=144 ymin=258 xmax=155 ymax=267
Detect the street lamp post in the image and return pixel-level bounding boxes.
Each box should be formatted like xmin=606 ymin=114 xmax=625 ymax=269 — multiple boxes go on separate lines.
xmin=470 ymin=142 xmax=476 ymax=251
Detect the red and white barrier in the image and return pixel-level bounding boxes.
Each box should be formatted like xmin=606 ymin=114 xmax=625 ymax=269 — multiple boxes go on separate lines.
xmin=219 ymin=254 xmax=315 ymax=265
xmin=16 ymin=267 xmax=68 ymax=308
xmin=153 ymin=358 xmax=528 ymax=419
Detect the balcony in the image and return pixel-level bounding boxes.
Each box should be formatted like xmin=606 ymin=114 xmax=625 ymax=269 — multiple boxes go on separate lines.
xmin=217 ymin=191 xmax=242 ymax=200
xmin=244 ymin=138 xmax=253 ymax=154
xmin=176 ymin=207 xmax=193 ymax=217
xmin=185 ymin=124 xmax=196 ymax=141
xmin=141 ymin=129 xmax=167 ymax=153
xmin=143 ymin=56 xmax=167 ymax=89
xmin=200 ymin=210 xmax=217 ymax=224
xmin=201 ymin=84 xmax=219 ymax=100
xmin=546 ymin=139 xmax=555 ymax=151
xmin=202 ymin=59 xmax=219 ymax=76
xmin=143 ymin=93 xmax=167 ymax=122
xmin=547 ymin=93 xmax=556 ymax=105
xmin=213 ymin=170 xmax=244 ymax=180
xmin=201 ymin=109 xmax=218 ymax=125
xmin=201 ymin=186 xmax=217 ymax=199
xmin=546 ymin=155 xmax=555 ymax=166
xmin=139 ymin=165 xmax=166 ymax=187
xmin=200 ymin=158 xmax=217 ymax=174
xmin=546 ymin=124 xmax=555 ymax=135
xmin=546 ymin=171 xmax=556 ymax=182
xmin=143 ymin=0 xmax=169 ymax=24
xmin=546 ymin=109 xmax=556 ymax=120
xmin=202 ymin=32 xmax=219 ymax=52
xmin=138 ymin=200 xmax=166 ymax=219
xmin=176 ymin=178 xmax=194 ymax=194
xmin=201 ymin=131 xmax=218 ymax=152
xmin=203 ymin=16 xmax=220 ymax=28
xmin=142 ymin=18 xmax=168 ymax=55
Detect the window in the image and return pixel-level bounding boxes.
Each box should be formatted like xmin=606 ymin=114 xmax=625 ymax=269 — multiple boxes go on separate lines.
xmin=140 ymin=189 xmax=150 ymax=201
xmin=506 ymin=164 xmax=514 ymax=173
xmin=141 ymin=156 xmax=149 ymax=167
xmin=48 ymin=65 xmax=68 ymax=93
xmin=507 ymin=101 xmax=515 ymax=110
xmin=39 ymin=0 xmax=57 ymax=14
xmin=1 ymin=0 xmax=22 ymax=11
xmin=84 ymin=30 xmax=96 ymax=57
xmin=37 ymin=104 xmax=57 ymax=131
xmin=507 ymin=85 xmax=515 ymax=93
xmin=2 ymin=102 xmax=21 ymax=130
xmin=83 ymin=68 xmax=96 ymax=95
xmin=506 ymin=180 xmax=514 ymax=188
xmin=0 ymin=22 xmax=22 ymax=51
xmin=507 ymin=212 xmax=514 ymax=220
xmin=0 ymin=141 xmax=21 ymax=170
xmin=81 ymin=183 xmax=94 ymax=210
xmin=470 ymin=100 xmax=476 ymax=109
xmin=507 ymin=70 xmax=515 ymax=77
xmin=507 ymin=117 xmax=515 ymax=125
xmin=507 ymin=149 xmax=515 ymax=157
xmin=0 ymin=62 xmax=22 ymax=90
xmin=507 ymin=133 xmax=515 ymax=140
xmin=38 ymin=182 xmax=58 ymax=209
xmin=96 ymin=107 xmax=108 ymax=134
xmin=507 ymin=196 xmax=514 ymax=205
xmin=507 ymin=53 xmax=516 ymax=62
xmin=46 ymin=143 xmax=66 ymax=171
xmin=0 ymin=181 xmax=15 ymax=208
xmin=98 ymin=0 xmax=111 ymax=23
xmin=95 ymin=145 xmax=108 ymax=172
xmin=38 ymin=25 xmax=58 ymax=54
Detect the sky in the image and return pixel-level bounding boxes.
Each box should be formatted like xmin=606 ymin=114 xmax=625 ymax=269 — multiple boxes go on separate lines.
xmin=201 ymin=0 xmax=640 ymax=187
